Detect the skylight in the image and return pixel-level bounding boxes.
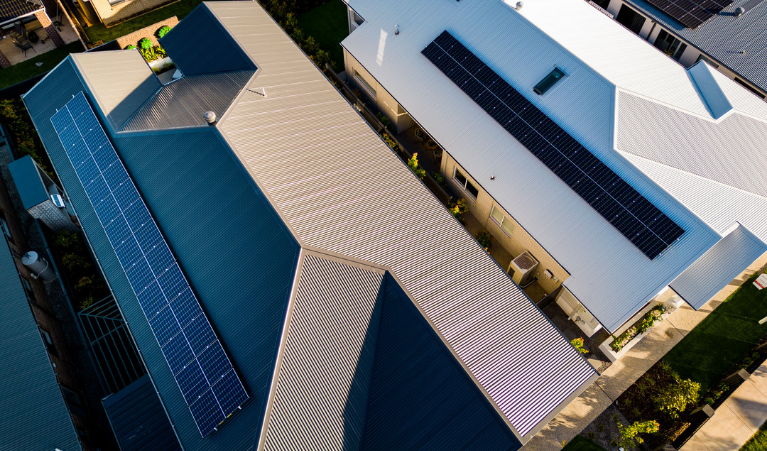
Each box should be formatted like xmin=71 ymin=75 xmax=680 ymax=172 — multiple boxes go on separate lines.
xmin=534 ymin=67 xmax=566 ymax=95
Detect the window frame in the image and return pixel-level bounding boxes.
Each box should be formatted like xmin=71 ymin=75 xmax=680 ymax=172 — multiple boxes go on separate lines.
xmin=353 ymin=69 xmax=377 ymax=99
xmin=452 ymin=167 xmax=479 ymax=200
xmin=490 ymin=205 xmax=514 ymax=236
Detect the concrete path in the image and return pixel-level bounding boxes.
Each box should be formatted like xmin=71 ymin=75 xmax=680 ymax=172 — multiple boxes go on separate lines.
xmin=521 ymin=256 xmax=767 ymax=451
xmin=681 ymin=363 xmax=767 ymax=451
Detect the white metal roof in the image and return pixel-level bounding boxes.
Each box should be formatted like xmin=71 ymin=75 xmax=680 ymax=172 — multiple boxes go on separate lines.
xmin=342 ymin=0 xmax=726 ymax=332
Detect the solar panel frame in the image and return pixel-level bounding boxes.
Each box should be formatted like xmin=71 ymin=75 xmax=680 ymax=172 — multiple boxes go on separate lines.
xmin=423 ymin=31 xmax=684 ymax=259
xmin=51 ymin=92 xmax=248 ymax=437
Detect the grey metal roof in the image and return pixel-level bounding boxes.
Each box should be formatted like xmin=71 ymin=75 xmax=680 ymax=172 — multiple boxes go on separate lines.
xmin=210 ymin=1 xmax=596 ymax=441
xmin=8 ymin=155 xmax=48 ymax=209
xmin=24 ymin=58 xmax=302 ymax=451
xmin=260 ymin=253 xmax=385 ymax=451
xmin=121 ymin=71 xmax=255 ymax=131
xmin=159 ymin=5 xmax=256 ymax=76
xmin=71 ymin=51 xmax=161 ymax=132
xmin=0 ymin=237 xmax=81 ymax=450
xmin=23 ymin=2 xmax=597 ymax=447
xmin=624 ymin=0 xmax=767 ymax=93
xmin=671 ymin=224 xmax=767 ymax=308
xmin=102 ymin=374 xmax=181 ymax=451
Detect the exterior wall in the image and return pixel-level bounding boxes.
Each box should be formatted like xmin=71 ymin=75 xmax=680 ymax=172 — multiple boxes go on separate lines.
xmin=442 ymin=153 xmax=569 ymax=295
xmin=344 ymin=50 xmax=414 ymax=133
xmin=90 ymin=0 xmax=174 ymax=28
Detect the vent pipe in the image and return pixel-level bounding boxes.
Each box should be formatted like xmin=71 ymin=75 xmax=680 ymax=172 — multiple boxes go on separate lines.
xmin=515 ymin=1 xmax=524 ymax=10
xmin=736 ymin=6 xmax=745 ymax=16
xmin=204 ymin=111 xmax=217 ymax=126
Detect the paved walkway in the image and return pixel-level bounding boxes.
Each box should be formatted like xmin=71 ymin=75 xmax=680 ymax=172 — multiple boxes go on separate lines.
xmin=682 ymin=363 xmax=767 ymax=451
xmin=522 ymin=256 xmax=767 ymax=451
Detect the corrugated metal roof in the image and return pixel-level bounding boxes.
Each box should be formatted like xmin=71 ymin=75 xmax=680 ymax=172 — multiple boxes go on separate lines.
xmin=0 ymin=237 xmax=81 ymax=450
xmin=23 ymin=58 xmax=302 ymax=451
xmin=102 ymin=374 xmax=181 ymax=451
xmin=359 ymin=272 xmax=522 ymax=451
xmin=624 ymin=0 xmax=767 ymax=94
xmin=670 ymin=224 xmax=767 ymax=308
xmin=71 ymin=51 xmax=161 ymax=132
xmin=159 ymin=5 xmax=256 ymax=76
xmin=260 ymin=254 xmax=384 ymax=451
xmin=342 ymin=0 xmax=721 ymax=332
xmin=8 ymin=155 xmax=48 ymax=209
xmin=121 ymin=71 xmax=255 ymax=131
xmin=210 ymin=1 xmax=597 ymax=440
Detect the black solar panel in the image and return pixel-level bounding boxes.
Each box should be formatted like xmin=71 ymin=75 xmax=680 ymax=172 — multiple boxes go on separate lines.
xmin=423 ymin=31 xmax=684 ymax=259
xmin=643 ymin=0 xmax=732 ymax=28
xmin=51 ymin=92 xmax=249 ymax=437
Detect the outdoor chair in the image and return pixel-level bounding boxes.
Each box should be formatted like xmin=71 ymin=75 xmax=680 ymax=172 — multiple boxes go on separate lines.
xmin=12 ymin=37 xmax=35 ymax=57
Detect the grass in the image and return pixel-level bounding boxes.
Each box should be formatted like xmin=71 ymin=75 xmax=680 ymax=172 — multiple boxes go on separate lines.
xmin=0 ymin=42 xmax=84 ymax=90
xmin=562 ymin=435 xmax=607 ymax=451
xmin=664 ymin=272 xmax=767 ymax=394
xmin=741 ymin=420 xmax=767 ymax=451
xmin=298 ymin=0 xmax=348 ymax=70
xmin=84 ymin=0 xmax=215 ymax=44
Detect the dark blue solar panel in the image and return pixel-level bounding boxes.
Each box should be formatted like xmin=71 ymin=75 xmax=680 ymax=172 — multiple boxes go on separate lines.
xmin=50 ymin=92 xmax=248 ymax=437
xmin=422 ymin=31 xmax=685 ymax=259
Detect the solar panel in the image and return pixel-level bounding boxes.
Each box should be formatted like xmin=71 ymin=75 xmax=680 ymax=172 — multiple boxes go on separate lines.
xmin=423 ymin=31 xmax=684 ymax=259
xmin=643 ymin=0 xmax=732 ymax=28
xmin=51 ymin=92 xmax=248 ymax=437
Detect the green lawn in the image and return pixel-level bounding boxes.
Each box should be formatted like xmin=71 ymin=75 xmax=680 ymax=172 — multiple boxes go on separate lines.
xmin=298 ymin=0 xmax=348 ymax=71
xmin=84 ymin=0 xmax=216 ymax=44
xmin=741 ymin=420 xmax=767 ymax=451
xmin=0 ymin=42 xmax=84 ymax=90
xmin=562 ymin=435 xmax=607 ymax=451
xmin=664 ymin=272 xmax=767 ymax=393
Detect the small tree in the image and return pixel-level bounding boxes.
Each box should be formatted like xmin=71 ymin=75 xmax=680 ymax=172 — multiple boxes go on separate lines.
xmin=653 ymin=377 xmax=700 ymax=418
xmin=616 ymin=420 xmax=659 ymax=449
xmin=449 ymin=198 xmax=468 ymax=222
xmin=407 ymin=153 xmax=426 ymax=180
xmin=476 ymin=230 xmax=492 ymax=250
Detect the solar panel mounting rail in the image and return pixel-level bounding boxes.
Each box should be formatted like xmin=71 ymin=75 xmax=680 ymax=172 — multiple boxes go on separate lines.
xmin=422 ymin=31 xmax=684 ymax=259
xmin=51 ymin=92 xmax=249 ymax=437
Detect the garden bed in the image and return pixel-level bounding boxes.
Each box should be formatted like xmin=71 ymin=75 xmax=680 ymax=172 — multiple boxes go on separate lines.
xmin=599 ymin=304 xmax=673 ymax=362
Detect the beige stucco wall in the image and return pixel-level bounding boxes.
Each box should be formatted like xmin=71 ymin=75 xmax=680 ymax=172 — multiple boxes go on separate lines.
xmin=442 ymin=153 xmax=568 ymax=295
xmin=91 ymin=0 xmax=174 ymax=28
xmin=343 ymin=50 xmax=414 ymax=133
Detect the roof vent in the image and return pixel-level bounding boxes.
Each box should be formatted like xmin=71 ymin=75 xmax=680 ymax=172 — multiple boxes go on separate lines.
xmin=204 ymin=111 xmax=217 ymax=126
xmin=736 ymin=6 xmax=746 ymax=15
xmin=515 ymin=1 xmax=524 ymax=9
xmin=50 ymin=193 xmax=65 ymax=208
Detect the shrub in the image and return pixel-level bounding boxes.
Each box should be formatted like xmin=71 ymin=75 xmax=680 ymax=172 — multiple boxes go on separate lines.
xmin=155 ymin=45 xmax=167 ymax=59
xmin=382 ymin=133 xmax=399 ymax=152
xmin=376 ymin=112 xmax=392 ymax=131
xmin=79 ymin=297 xmax=94 ymax=311
xmin=407 ymin=153 xmax=426 ymax=180
xmin=138 ymin=37 xmax=153 ymax=50
xmin=598 ymin=424 xmax=604 ymax=432
xmin=449 ymin=198 xmax=468 ymax=222
xmin=156 ymin=25 xmax=172 ymax=39
xmin=617 ymin=420 xmax=660 ymax=449
xmin=432 ymin=171 xmax=445 ymax=186
xmin=0 ymin=99 xmax=55 ymax=180
xmin=611 ymin=305 xmax=666 ymax=352
xmin=653 ymin=377 xmax=700 ymax=418
xmin=571 ymin=337 xmax=588 ymax=354
xmin=125 ymin=44 xmax=137 ymax=50
xmin=587 ymin=431 xmax=595 ymax=440
xmin=476 ymin=230 xmax=492 ymax=250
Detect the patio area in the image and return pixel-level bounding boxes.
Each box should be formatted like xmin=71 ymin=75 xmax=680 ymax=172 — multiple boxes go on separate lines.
xmin=0 ymin=14 xmax=80 ymax=66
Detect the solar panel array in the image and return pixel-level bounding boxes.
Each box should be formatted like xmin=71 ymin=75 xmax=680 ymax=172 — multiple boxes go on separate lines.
xmin=643 ymin=0 xmax=732 ymax=28
xmin=51 ymin=92 xmax=248 ymax=437
xmin=422 ymin=31 xmax=685 ymax=259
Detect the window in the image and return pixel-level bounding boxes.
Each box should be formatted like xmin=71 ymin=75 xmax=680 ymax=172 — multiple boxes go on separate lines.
xmin=40 ymin=328 xmax=57 ymax=356
xmin=453 ymin=168 xmax=479 ymax=200
xmin=354 ymin=69 xmax=376 ymax=98
xmin=653 ymin=30 xmax=687 ymax=61
xmin=591 ymin=0 xmax=611 ymax=11
xmin=0 ymin=211 xmax=12 ymax=243
xmin=534 ymin=67 xmax=566 ymax=95
xmin=490 ymin=205 xmax=514 ymax=236
xmin=616 ymin=5 xmax=646 ymax=34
